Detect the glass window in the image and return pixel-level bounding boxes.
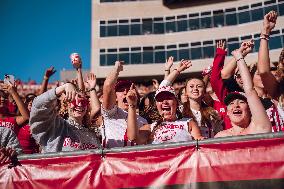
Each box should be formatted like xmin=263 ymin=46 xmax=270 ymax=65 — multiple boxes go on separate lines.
xmin=203 ymin=46 xmax=215 ymax=58
xmin=269 ymin=36 xmax=282 ymax=49
xmin=107 ymin=25 xmax=118 ymax=36
xmin=100 ymin=54 xmax=106 ymax=66
xmin=238 ymin=11 xmax=251 ymax=24
xmin=154 ymin=22 xmax=165 ymax=34
xmin=177 ymin=20 xmax=188 ymax=32
xmin=131 ymin=52 xmax=142 ymax=64
xmin=119 ymin=53 xmax=130 ymax=64
xmin=142 ymin=19 xmax=152 ymax=35
xmin=251 ymin=8 xmax=263 ymax=22
xmin=106 ymin=54 xmax=118 ymax=65
xmin=143 ymin=48 xmax=154 ymax=64
xmin=178 ymin=49 xmax=190 ymax=60
xmin=264 ymin=5 xmax=277 ymax=14
xmin=253 ymin=39 xmax=260 ymax=52
xmin=227 ymin=42 xmax=240 ymax=54
xmin=155 ymin=51 xmax=166 ymax=63
xmin=213 ymin=13 xmax=224 ymax=27
xmin=100 ymin=25 xmax=106 ymax=37
xmin=200 ymin=16 xmax=212 ymax=29
xmin=279 ymin=3 xmax=284 ymax=16
xmin=166 ymin=50 xmax=178 ymax=60
xmin=188 ymin=18 xmax=200 ymax=30
xmin=165 ymin=21 xmax=176 ymax=33
xmin=225 ymin=13 xmax=237 ymax=26
xmin=130 ymin=24 xmax=141 ymax=35
xmin=118 ymin=25 xmax=129 ymax=36
xmin=191 ymin=47 xmax=202 ymax=60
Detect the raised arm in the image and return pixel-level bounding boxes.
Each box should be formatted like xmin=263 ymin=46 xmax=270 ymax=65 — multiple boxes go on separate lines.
xmin=85 ymin=73 xmax=101 ymax=119
xmin=102 ymin=61 xmax=123 ymax=110
xmin=39 ymin=67 xmax=56 ymax=95
xmin=164 ymin=56 xmax=174 ymax=79
xmin=232 ymin=49 xmax=271 ymax=133
xmin=258 ymin=10 xmax=280 ymax=99
xmin=163 ymin=59 xmax=192 ymax=85
xmin=221 ymin=40 xmax=254 ymax=79
xmin=71 ymin=53 xmax=85 ymax=92
xmin=210 ymin=40 xmax=228 ymax=102
xmin=1 ymin=82 xmax=29 ymax=125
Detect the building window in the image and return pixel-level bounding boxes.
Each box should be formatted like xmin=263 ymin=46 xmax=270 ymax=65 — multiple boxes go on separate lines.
xmin=154 ymin=21 xmax=165 ymax=34
xmin=100 ymin=25 xmax=106 ymax=37
xmin=279 ymin=3 xmax=284 ymax=16
xmin=200 ymin=16 xmax=212 ymax=29
xmin=251 ymin=7 xmax=264 ymax=22
xmin=191 ymin=47 xmax=202 ymax=60
xmin=202 ymin=45 xmax=215 ymax=58
xmin=269 ymin=35 xmax=282 ymax=50
xmin=100 ymin=54 xmax=106 ymax=66
xmin=225 ymin=12 xmax=237 ymax=26
xmin=213 ymin=10 xmax=224 ymax=28
xmin=143 ymin=47 xmax=154 ymax=64
xmin=131 ymin=52 xmax=142 ymax=64
xmin=118 ymin=24 xmax=129 ymax=36
xmin=106 ymin=54 xmax=118 ymax=65
xmin=107 ymin=25 xmax=118 ymax=36
xmin=165 ymin=17 xmax=176 ymax=33
xmin=142 ymin=19 xmax=153 ymax=35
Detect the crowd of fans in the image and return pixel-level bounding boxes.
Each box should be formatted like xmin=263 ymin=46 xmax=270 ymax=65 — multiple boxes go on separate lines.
xmin=0 ymin=11 xmax=284 ymax=164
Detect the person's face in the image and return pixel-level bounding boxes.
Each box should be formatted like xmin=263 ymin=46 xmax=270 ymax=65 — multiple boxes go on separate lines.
xmin=156 ymin=94 xmax=177 ymax=121
xmin=271 ymin=69 xmax=282 ymax=82
xmin=186 ymin=79 xmax=205 ymax=101
xmin=253 ymin=70 xmax=264 ymax=88
xmin=27 ymin=100 xmax=33 ymax=112
xmin=68 ymin=94 xmax=88 ymax=119
xmin=115 ymin=86 xmax=131 ymax=111
xmin=227 ymin=98 xmax=250 ymax=126
xmin=0 ymin=95 xmax=7 ymax=108
xmin=234 ymin=73 xmax=244 ymax=89
xmin=180 ymin=88 xmax=188 ymax=104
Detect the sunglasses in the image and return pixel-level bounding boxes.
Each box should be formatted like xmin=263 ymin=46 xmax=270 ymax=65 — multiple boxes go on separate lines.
xmin=70 ymin=98 xmax=89 ymax=107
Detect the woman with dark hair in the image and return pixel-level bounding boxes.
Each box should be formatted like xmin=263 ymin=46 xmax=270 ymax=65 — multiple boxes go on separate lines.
xmin=139 ymin=91 xmax=160 ymax=124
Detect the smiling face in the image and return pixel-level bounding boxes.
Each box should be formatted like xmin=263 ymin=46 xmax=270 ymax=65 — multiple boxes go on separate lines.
xmin=186 ymin=78 xmax=205 ymax=101
xmin=68 ymin=94 xmax=88 ymax=119
xmin=227 ymin=98 xmax=251 ymax=127
xmin=156 ymin=93 xmax=178 ymax=121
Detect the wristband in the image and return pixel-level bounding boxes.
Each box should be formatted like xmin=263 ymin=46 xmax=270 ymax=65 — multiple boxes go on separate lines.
xmin=43 ymin=76 xmax=49 ymax=80
xmin=164 ymin=69 xmax=170 ymax=72
xmin=236 ymin=57 xmax=244 ymax=63
xmin=174 ymin=69 xmax=181 ymax=74
xmin=260 ymin=36 xmax=269 ymax=41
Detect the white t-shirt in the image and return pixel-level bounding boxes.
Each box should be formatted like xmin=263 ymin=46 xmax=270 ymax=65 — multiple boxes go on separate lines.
xmin=101 ymin=105 xmax=147 ymax=148
xmin=150 ymin=118 xmax=193 ymax=144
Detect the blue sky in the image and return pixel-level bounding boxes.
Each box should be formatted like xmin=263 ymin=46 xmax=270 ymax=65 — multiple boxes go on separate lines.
xmin=0 ymin=0 xmax=91 ymax=83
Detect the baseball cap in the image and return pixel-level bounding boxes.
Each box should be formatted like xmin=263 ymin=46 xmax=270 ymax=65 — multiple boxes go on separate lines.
xmin=115 ymin=80 xmax=133 ymax=92
xmin=155 ymin=86 xmax=176 ymax=101
xmin=224 ymin=92 xmax=247 ymax=106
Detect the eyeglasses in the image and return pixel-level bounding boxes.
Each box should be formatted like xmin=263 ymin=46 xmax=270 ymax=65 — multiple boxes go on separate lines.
xmin=234 ymin=73 xmax=241 ymax=79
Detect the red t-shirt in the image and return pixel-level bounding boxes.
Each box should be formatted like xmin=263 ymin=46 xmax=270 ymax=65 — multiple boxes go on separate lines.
xmin=0 ymin=116 xmax=19 ymax=134
xmin=17 ymin=124 xmax=39 ymax=154
xmin=213 ymin=100 xmax=232 ymax=130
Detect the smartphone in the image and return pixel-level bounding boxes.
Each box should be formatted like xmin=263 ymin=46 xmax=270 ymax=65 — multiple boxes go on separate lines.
xmin=4 ymin=74 xmax=15 ymax=85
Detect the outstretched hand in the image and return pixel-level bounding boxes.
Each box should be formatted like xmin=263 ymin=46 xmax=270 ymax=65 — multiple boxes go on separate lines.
xmin=165 ymin=56 xmax=174 ymax=70
xmin=85 ymin=73 xmax=97 ymax=89
xmin=240 ymin=39 xmax=254 ymax=57
xmin=216 ymin=40 xmax=226 ymax=51
xmin=126 ymin=83 xmax=137 ymax=107
xmin=45 ymin=67 xmax=56 ymax=78
xmin=176 ymin=59 xmax=192 ymax=73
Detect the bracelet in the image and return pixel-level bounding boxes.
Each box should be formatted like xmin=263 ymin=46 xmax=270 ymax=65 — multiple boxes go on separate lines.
xmin=260 ymin=36 xmax=269 ymax=41
xmin=174 ymin=69 xmax=181 ymax=74
xmin=260 ymin=33 xmax=270 ymax=38
xmin=87 ymin=88 xmax=96 ymax=92
xmin=236 ymin=57 xmax=244 ymax=63
xmin=165 ymin=69 xmax=170 ymax=72
xmin=129 ymin=104 xmax=136 ymax=108
xmin=43 ymin=76 xmax=49 ymax=80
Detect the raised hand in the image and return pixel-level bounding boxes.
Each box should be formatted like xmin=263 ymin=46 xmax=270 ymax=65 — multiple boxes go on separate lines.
xmin=262 ymin=11 xmax=277 ymax=35
xmin=45 ymin=66 xmax=56 ymax=79
xmin=176 ymin=59 xmax=192 ymax=72
xmin=165 ymin=56 xmax=174 ymax=71
xmin=216 ymin=40 xmax=226 ymax=51
xmin=115 ymin=61 xmax=124 ymax=73
xmin=0 ymin=81 xmax=16 ymax=94
xmin=240 ymin=39 xmax=255 ymax=57
xmin=231 ymin=49 xmax=243 ymax=60
xmin=64 ymin=83 xmax=77 ymax=102
xmin=85 ymin=73 xmax=97 ymax=89
xmin=126 ymin=83 xmax=137 ymax=107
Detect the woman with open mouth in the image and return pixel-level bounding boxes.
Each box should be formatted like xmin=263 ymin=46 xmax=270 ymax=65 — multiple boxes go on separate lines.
xmin=30 ymin=82 xmax=101 ymax=153
xmin=126 ymin=84 xmax=203 ymax=145
xmin=214 ymin=45 xmax=272 ymax=137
